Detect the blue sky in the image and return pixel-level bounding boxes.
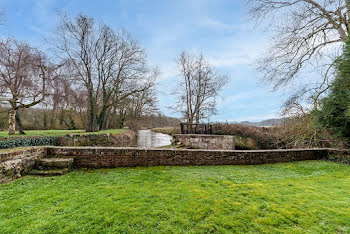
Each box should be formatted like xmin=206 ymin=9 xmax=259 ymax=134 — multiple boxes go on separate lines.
xmin=0 ymin=0 xmax=287 ymax=122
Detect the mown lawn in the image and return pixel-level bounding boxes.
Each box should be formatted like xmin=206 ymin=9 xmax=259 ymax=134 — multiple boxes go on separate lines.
xmin=0 ymin=129 xmax=125 ymax=138
xmin=1 ymin=160 xmax=350 ymax=233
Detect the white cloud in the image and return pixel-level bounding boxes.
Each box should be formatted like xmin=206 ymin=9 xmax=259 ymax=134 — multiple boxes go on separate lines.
xmin=200 ymin=18 xmax=252 ymax=32
xmin=220 ymin=90 xmax=265 ymax=104
xmin=158 ymin=67 xmax=177 ymax=81
xmin=208 ymin=55 xmax=252 ymax=67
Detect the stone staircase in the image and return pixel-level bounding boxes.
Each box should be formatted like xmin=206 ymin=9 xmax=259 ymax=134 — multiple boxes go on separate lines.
xmin=30 ymin=156 xmax=74 ymax=176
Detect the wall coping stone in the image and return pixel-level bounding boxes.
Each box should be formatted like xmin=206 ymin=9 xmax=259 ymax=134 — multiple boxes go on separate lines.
xmin=0 ymin=146 xmax=340 ymax=156
xmin=47 ymin=146 xmax=331 ymax=153
xmin=0 ymin=146 xmax=46 ymax=163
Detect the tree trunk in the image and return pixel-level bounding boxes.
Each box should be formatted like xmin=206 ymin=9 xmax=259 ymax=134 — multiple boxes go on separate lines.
xmin=118 ymin=109 xmax=126 ymax=129
xmin=50 ymin=103 xmax=57 ymax=129
xmin=8 ymin=109 xmax=16 ymax=135
xmin=195 ymin=109 xmax=200 ymax=124
xmin=104 ymin=107 xmax=111 ymax=129
xmin=15 ymin=111 xmax=25 ymax=135
xmin=97 ymin=105 xmax=108 ymax=131
xmin=86 ymin=88 xmax=98 ymax=132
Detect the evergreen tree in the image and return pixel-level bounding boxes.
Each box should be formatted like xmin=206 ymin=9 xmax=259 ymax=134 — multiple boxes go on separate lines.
xmin=315 ymin=37 xmax=350 ymax=140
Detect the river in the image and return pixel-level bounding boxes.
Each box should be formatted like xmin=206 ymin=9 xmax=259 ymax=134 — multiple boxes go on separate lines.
xmin=137 ymin=129 xmax=172 ymax=148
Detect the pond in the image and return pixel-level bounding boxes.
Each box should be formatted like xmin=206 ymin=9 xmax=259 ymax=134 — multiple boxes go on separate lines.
xmin=137 ymin=130 xmax=172 ymax=148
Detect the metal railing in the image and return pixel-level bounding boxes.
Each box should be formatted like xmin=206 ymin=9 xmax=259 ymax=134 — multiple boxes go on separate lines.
xmin=180 ymin=123 xmax=213 ymax=134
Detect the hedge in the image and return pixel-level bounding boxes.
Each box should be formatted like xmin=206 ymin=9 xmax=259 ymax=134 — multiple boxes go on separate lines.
xmin=0 ymin=136 xmax=59 ymax=150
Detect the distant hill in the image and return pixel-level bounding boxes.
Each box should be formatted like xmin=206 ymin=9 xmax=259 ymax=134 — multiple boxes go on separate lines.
xmin=240 ymin=118 xmax=285 ymax=127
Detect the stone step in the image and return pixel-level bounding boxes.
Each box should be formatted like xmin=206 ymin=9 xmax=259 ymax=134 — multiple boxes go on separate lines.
xmin=39 ymin=158 xmax=74 ymax=169
xmin=29 ymin=168 xmax=71 ymax=176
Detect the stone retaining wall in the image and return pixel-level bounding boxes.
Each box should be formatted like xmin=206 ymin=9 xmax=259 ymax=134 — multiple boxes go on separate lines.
xmin=58 ymin=130 xmax=136 ymax=147
xmin=174 ymin=134 xmax=235 ymax=150
xmin=47 ymin=147 xmax=328 ymax=168
xmin=2 ymin=146 xmax=348 ymax=184
xmin=0 ymin=147 xmax=46 ymax=183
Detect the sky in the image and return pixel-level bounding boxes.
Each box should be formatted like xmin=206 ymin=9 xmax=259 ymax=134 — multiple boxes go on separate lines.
xmin=0 ymin=0 xmax=288 ymax=122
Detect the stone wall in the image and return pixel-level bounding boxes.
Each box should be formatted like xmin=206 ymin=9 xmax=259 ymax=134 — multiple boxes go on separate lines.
xmin=0 ymin=130 xmax=136 ymax=150
xmin=47 ymin=147 xmax=328 ymax=168
xmin=174 ymin=134 xmax=235 ymax=150
xmin=1 ymin=146 xmax=342 ymax=184
xmin=58 ymin=130 xmax=136 ymax=147
xmin=0 ymin=147 xmax=46 ymax=183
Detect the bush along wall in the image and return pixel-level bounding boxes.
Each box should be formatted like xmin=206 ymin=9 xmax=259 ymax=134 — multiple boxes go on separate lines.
xmin=0 ymin=130 xmax=137 ymax=150
xmin=212 ymin=123 xmax=276 ymax=149
xmin=0 ymin=136 xmax=59 ymax=150
xmin=327 ymin=149 xmax=350 ymax=165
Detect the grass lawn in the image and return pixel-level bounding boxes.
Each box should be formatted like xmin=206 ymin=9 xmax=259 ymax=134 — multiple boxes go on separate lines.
xmin=0 ymin=129 xmax=125 ymax=138
xmin=1 ymin=160 xmax=350 ymax=233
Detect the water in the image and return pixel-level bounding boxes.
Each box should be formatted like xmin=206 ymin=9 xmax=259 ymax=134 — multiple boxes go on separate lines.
xmin=137 ymin=130 xmax=172 ymax=148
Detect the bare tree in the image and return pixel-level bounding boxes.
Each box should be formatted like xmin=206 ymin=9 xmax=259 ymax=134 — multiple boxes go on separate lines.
xmin=106 ymin=68 xmax=158 ymax=129
xmin=123 ymin=69 xmax=159 ymax=129
xmin=0 ymin=39 xmax=50 ymax=135
xmin=94 ymin=28 xmax=152 ymax=130
xmin=45 ymin=60 xmax=87 ymax=129
xmin=56 ymin=13 xmax=155 ymax=131
xmin=248 ymin=0 xmax=349 ymax=112
xmin=173 ymin=51 xmax=228 ymax=124
xmin=55 ymin=14 xmax=98 ymax=131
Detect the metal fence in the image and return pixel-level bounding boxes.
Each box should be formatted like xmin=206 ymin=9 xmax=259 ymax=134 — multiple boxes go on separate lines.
xmin=180 ymin=123 xmax=213 ymax=134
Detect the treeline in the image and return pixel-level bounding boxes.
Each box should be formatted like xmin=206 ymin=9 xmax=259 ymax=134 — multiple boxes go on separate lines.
xmin=0 ymin=107 xmax=179 ymax=131
xmin=0 ymin=13 xmax=168 ymax=134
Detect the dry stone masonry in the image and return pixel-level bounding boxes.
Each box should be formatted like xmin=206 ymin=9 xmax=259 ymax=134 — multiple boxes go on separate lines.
xmin=0 ymin=147 xmax=46 ymax=183
xmin=174 ymin=134 xmax=235 ymax=150
xmin=1 ymin=146 xmax=349 ymax=183
xmin=58 ymin=130 xmax=136 ymax=147
xmin=47 ymin=147 xmax=328 ymax=168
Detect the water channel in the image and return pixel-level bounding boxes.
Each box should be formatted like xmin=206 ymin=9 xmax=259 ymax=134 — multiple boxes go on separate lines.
xmin=136 ymin=129 xmax=172 ymax=148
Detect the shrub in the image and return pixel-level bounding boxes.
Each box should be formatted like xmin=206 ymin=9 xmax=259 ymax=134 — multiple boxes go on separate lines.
xmin=314 ymin=36 xmax=350 ymax=142
xmin=266 ymin=115 xmax=348 ymax=149
xmin=212 ymin=123 xmax=276 ymax=149
xmin=0 ymin=136 xmax=59 ymax=150
xmin=314 ymin=72 xmax=350 ymax=141
xmin=328 ymin=154 xmax=350 ymax=165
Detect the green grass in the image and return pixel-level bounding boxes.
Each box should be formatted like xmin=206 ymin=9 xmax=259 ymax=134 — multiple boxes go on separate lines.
xmin=0 ymin=129 xmax=125 ymax=138
xmin=1 ymin=160 xmax=350 ymax=233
